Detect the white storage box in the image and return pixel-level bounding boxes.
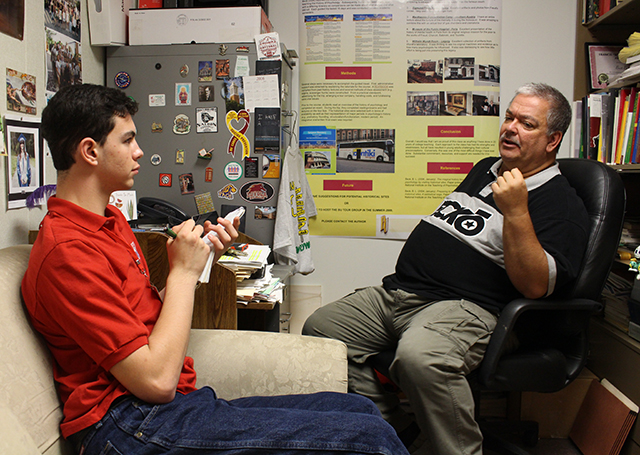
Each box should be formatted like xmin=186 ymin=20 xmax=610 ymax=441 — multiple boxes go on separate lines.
xmin=129 ymin=7 xmax=272 ymax=45
xmin=88 ymin=0 xmax=132 ymax=46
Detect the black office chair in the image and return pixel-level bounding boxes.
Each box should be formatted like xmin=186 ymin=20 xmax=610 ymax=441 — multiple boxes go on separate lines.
xmin=372 ymin=158 xmax=626 ymax=455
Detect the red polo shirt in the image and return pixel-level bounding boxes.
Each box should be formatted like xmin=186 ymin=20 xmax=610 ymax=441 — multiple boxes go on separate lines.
xmin=21 ymin=196 xmax=197 ymax=438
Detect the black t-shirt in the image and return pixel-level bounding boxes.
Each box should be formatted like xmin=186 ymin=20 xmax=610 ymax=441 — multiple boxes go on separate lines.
xmin=382 ymin=157 xmax=590 ymax=314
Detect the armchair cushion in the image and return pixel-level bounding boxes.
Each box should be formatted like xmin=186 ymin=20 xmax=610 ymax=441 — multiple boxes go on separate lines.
xmin=0 ymin=405 xmax=41 ymax=455
xmin=187 ymin=329 xmax=348 ymax=400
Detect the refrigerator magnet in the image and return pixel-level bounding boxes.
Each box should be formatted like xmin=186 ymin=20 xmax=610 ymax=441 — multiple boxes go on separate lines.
xmin=179 ymin=173 xmax=195 ymax=195
xmin=180 ymin=64 xmax=189 ymax=77
xmin=197 ymin=148 xmax=213 ymax=160
xmin=150 ymin=154 xmax=162 ymax=166
xmin=205 ymin=167 xmax=213 ymax=182
xmin=239 ymin=181 xmax=274 ymax=204
xmin=216 ymin=59 xmax=230 ymax=79
xmin=198 ymin=61 xmax=213 ymax=82
xmin=151 ymin=122 xmax=163 ymax=133
xmin=198 ymin=85 xmax=215 ymax=102
xmin=114 ymin=71 xmax=131 ymax=89
xmin=176 ymin=149 xmax=185 ymax=164
xmin=173 ymin=114 xmax=190 ymax=134
xmin=244 ymin=157 xmax=258 ymax=178
xmin=175 ymin=83 xmax=191 ymax=106
xmin=149 ymin=94 xmax=166 ymax=107
xmin=224 ymin=161 xmax=243 ymax=181
xmin=217 ymin=183 xmax=238 ymax=200
xmin=159 ymin=173 xmax=172 ymax=187
xmin=219 ymin=44 xmax=228 ymax=56
xmin=196 ymin=107 xmax=218 ymax=133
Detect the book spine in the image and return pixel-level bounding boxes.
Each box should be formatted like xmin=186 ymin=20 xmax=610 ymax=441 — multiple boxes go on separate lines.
xmin=589 ymin=94 xmax=603 ymax=160
xmin=627 ymin=95 xmax=640 ymax=163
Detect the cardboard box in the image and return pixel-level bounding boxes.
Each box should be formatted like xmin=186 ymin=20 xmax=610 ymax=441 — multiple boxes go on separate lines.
xmin=88 ymin=0 xmax=133 ymax=46
xmin=129 ymin=7 xmax=272 ymax=45
xmin=520 ymin=368 xmax=598 ymax=438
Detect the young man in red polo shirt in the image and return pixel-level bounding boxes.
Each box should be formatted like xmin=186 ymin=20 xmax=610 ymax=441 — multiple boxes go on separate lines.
xmin=22 ymin=84 xmax=408 ymax=455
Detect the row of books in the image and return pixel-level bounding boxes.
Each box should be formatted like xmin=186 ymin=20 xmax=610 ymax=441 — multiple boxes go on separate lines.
xmin=572 ymin=84 xmax=640 ymax=164
xmin=583 ymin=0 xmax=626 ymax=23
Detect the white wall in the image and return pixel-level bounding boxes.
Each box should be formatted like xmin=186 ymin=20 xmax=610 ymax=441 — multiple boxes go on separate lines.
xmin=268 ymin=0 xmax=578 ymax=312
xmin=0 ymin=0 xmax=105 ymax=248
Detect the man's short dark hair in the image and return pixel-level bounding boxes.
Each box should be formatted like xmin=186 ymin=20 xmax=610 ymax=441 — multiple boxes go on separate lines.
xmin=41 ymin=84 xmax=139 ymax=171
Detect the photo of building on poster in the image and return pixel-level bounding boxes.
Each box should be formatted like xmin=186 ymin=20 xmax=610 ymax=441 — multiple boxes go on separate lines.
xmin=299 ymin=0 xmax=502 ymax=238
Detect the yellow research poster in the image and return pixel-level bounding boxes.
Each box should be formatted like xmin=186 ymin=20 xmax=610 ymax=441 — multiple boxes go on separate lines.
xmin=299 ymin=0 xmax=502 ymax=238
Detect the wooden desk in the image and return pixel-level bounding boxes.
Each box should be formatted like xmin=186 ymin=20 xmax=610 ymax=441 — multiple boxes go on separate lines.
xmin=134 ymin=231 xmax=264 ymax=330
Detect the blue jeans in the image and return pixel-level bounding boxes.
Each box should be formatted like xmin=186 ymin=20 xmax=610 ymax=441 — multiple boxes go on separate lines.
xmin=78 ymin=387 xmax=409 ymax=455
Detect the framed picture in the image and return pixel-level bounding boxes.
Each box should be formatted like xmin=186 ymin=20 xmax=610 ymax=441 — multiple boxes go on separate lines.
xmin=4 ymin=115 xmax=44 ymax=209
xmin=586 ymin=43 xmax=626 ymax=91
xmin=0 ymin=1 xmax=24 ymax=40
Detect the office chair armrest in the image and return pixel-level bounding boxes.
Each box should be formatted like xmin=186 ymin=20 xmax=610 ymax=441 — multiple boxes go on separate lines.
xmin=480 ymin=298 xmax=603 ymax=387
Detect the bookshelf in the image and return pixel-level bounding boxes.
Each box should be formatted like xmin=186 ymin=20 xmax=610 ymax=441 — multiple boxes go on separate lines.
xmin=574 ymin=0 xmax=640 ymax=101
xmin=575 ymin=4 xmax=640 ymax=453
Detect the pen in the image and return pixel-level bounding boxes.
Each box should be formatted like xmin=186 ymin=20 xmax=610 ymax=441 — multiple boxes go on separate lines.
xmin=166 ymin=226 xmax=177 ymax=238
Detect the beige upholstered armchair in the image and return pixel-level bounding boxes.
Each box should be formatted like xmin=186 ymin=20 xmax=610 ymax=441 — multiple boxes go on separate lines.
xmin=0 ymin=245 xmax=347 ymax=455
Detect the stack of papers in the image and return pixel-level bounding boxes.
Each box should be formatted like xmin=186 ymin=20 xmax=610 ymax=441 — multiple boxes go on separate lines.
xmin=218 ymin=244 xmax=271 ymax=281
xmin=236 ymin=264 xmax=284 ymax=305
xmin=217 ymin=244 xmax=283 ymax=305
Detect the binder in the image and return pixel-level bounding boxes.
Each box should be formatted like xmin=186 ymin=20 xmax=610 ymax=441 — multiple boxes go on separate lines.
xmin=569 ymin=378 xmax=639 ymax=455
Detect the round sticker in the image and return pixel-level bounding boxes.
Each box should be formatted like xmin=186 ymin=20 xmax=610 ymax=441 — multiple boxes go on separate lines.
xmin=114 ymin=71 xmax=131 ymax=89
xmin=150 ymin=154 xmax=162 ymax=166
xmin=224 ymin=161 xmax=243 ymax=181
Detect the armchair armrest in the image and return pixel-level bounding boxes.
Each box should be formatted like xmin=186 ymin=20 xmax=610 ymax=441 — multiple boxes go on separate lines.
xmin=478 ymin=298 xmax=602 ymax=392
xmin=187 ymin=330 xmax=348 ymax=400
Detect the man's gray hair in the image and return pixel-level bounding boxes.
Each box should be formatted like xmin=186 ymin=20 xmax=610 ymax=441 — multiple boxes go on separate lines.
xmin=513 ymin=83 xmax=572 ymax=138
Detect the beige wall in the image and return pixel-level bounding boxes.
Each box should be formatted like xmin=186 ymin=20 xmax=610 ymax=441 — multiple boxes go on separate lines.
xmin=0 ymin=0 xmax=104 ymax=248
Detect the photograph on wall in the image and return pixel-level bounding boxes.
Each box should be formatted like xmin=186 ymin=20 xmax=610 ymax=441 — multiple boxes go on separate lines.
xmin=45 ymin=27 xmax=82 ymax=96
xmin=44 ymin=0 xmax=81 ymax=42
xmin=4 ymin=116 xmax=44 ymax=209
xmin=6 ymin=68 xmax=36 ymax=115
xmin=0 ymin=1 xmax=24 ymax=40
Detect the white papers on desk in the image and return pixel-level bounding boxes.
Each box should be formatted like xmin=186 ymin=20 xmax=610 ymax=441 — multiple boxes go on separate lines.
xmin=236 ymin=264 xmax=284 ymax=304
xmin=218 ymin=244 xmax=271 ymax=280
xmin=242 ymin=74 xmax=280 ymax=113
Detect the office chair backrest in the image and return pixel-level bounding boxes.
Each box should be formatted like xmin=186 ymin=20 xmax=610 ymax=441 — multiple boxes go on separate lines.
xmin=556 ymin=158 xmax=626 ymax=300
